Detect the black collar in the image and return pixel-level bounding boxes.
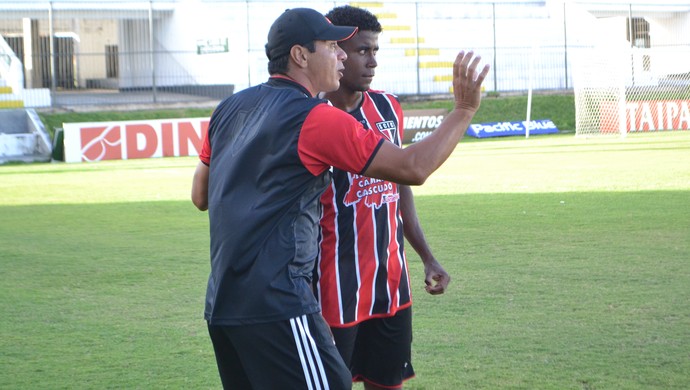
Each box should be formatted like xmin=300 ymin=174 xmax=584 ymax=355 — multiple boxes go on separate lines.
xmin=268 ymin=75 xmax=312 ymax=98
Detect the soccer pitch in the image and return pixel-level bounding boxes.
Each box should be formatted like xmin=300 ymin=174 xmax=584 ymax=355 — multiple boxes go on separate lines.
xmin=1 ymin=132 xmax=689 ymax=389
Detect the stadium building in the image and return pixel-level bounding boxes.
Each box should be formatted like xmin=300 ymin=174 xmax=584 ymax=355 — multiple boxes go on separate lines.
xmin=0 ymin=0 xmax=688 ymax=109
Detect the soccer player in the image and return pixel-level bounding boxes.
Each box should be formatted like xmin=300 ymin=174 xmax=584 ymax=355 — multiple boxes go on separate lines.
xmin=191 ymin=7 xmax=489 ymax=389
xmin=313 ymin=6 xmax=450 ymax=389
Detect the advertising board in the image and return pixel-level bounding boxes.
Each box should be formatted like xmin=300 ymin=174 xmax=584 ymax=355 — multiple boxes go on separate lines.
xmin=63 ymin=118 xmax=208 ymax=163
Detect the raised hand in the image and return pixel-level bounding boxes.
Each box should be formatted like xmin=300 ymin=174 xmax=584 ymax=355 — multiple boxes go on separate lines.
xmin=452 ymin=51 xmax=490 ymax=112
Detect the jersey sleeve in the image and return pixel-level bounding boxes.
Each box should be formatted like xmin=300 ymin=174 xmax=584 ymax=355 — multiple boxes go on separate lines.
xmin=199 ymin=129 xmax=211 ymax=165
xmin=298 ymin=103 xmax=385 ymax=176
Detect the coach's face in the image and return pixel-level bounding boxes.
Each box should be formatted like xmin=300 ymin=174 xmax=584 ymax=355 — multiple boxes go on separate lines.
xmin=338 ymin=30 xmax=379 ymax=93
xmin=308 ymin=40 xmax=348 ymax=94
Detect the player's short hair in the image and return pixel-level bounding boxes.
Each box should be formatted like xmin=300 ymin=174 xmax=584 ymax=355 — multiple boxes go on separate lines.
xmin=267 ymin=41 xmax=316 ymax=75
xmin=325 ymin=5 xmax=382 ymax=33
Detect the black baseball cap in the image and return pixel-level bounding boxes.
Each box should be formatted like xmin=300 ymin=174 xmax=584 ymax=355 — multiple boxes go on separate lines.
xmin=265 ymin=8 xmax=358 ymax=60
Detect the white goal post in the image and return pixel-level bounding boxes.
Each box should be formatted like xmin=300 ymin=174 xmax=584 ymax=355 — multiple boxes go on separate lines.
xmin=573 ymin=46 xmax=690 ymax=137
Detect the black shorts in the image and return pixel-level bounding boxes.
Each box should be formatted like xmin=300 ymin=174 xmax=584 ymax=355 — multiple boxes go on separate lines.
xmin=331 ymin=307 xmax=415 ymax=388
xmin=207 ymin=313 xmax=351 ymax=389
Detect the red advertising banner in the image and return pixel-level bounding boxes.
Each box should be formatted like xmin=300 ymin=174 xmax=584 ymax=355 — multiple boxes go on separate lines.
xmin=62 ymin=111 xmax=446 ymax=162
xmin=63 ymin=118 xmax=209 ymax=163
xmin=600 ymin=99 xmax=690 ymax=133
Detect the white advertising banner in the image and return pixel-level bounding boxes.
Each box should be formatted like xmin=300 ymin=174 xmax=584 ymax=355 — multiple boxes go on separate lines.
xmin=63 ymin=118 xmax=209 ymax=163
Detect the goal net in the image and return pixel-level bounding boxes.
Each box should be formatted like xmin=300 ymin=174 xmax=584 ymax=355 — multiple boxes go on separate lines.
xmin=571 ymin=13 xmax=690 ymax=137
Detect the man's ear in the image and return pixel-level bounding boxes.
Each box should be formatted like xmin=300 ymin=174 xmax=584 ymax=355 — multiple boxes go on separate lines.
xmin=290 ymin=45 xmax=309 ymax=69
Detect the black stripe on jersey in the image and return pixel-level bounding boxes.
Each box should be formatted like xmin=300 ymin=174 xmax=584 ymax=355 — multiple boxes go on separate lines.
xmin=396 ymin=209 xmax=411 ymax=303
xmin=372 ymin=203 xmax=391 ymax=314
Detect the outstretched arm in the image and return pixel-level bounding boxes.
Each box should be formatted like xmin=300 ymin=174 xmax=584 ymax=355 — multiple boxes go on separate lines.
xmin=399 ymin=185 xmax=450 ymax=295
xmin=191 ymin=161 xmax=209 ymax=211
xmin=363 ymin=51 xmax=489 ymax=185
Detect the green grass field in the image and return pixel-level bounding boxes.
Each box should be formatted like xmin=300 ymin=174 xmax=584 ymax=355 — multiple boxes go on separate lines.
xmin=1 ymin=131 xmax=689 ymax=389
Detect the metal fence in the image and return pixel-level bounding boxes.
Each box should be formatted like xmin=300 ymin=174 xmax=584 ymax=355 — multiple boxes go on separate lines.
xmin=0 ymin=0 xmax=688 ymax=108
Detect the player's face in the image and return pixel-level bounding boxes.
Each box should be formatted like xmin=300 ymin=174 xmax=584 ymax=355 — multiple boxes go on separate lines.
xmin=338 ymin=31 xmax=379 ymax=93
xmin=309 ymin=40 xmax=348 ymax=94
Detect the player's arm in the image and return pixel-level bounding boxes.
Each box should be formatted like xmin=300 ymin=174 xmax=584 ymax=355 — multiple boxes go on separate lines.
xmin=191 ymin=122 xmax=213 ymax=211
xmin=363 ymin=51 xmax=489 ymax=184
xmin=191 ymin=161 xmax=209 ymax=211
xmin=399 ymin=185 xmax=450 ymax=295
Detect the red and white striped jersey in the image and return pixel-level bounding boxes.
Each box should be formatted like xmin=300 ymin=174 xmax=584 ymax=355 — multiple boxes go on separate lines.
xmin=315 ymin=90 xmax=412 ymax=327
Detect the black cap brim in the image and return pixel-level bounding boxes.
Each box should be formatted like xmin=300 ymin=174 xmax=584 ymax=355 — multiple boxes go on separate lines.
xmin=315 ymin=25 xmax=358 ymax=42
